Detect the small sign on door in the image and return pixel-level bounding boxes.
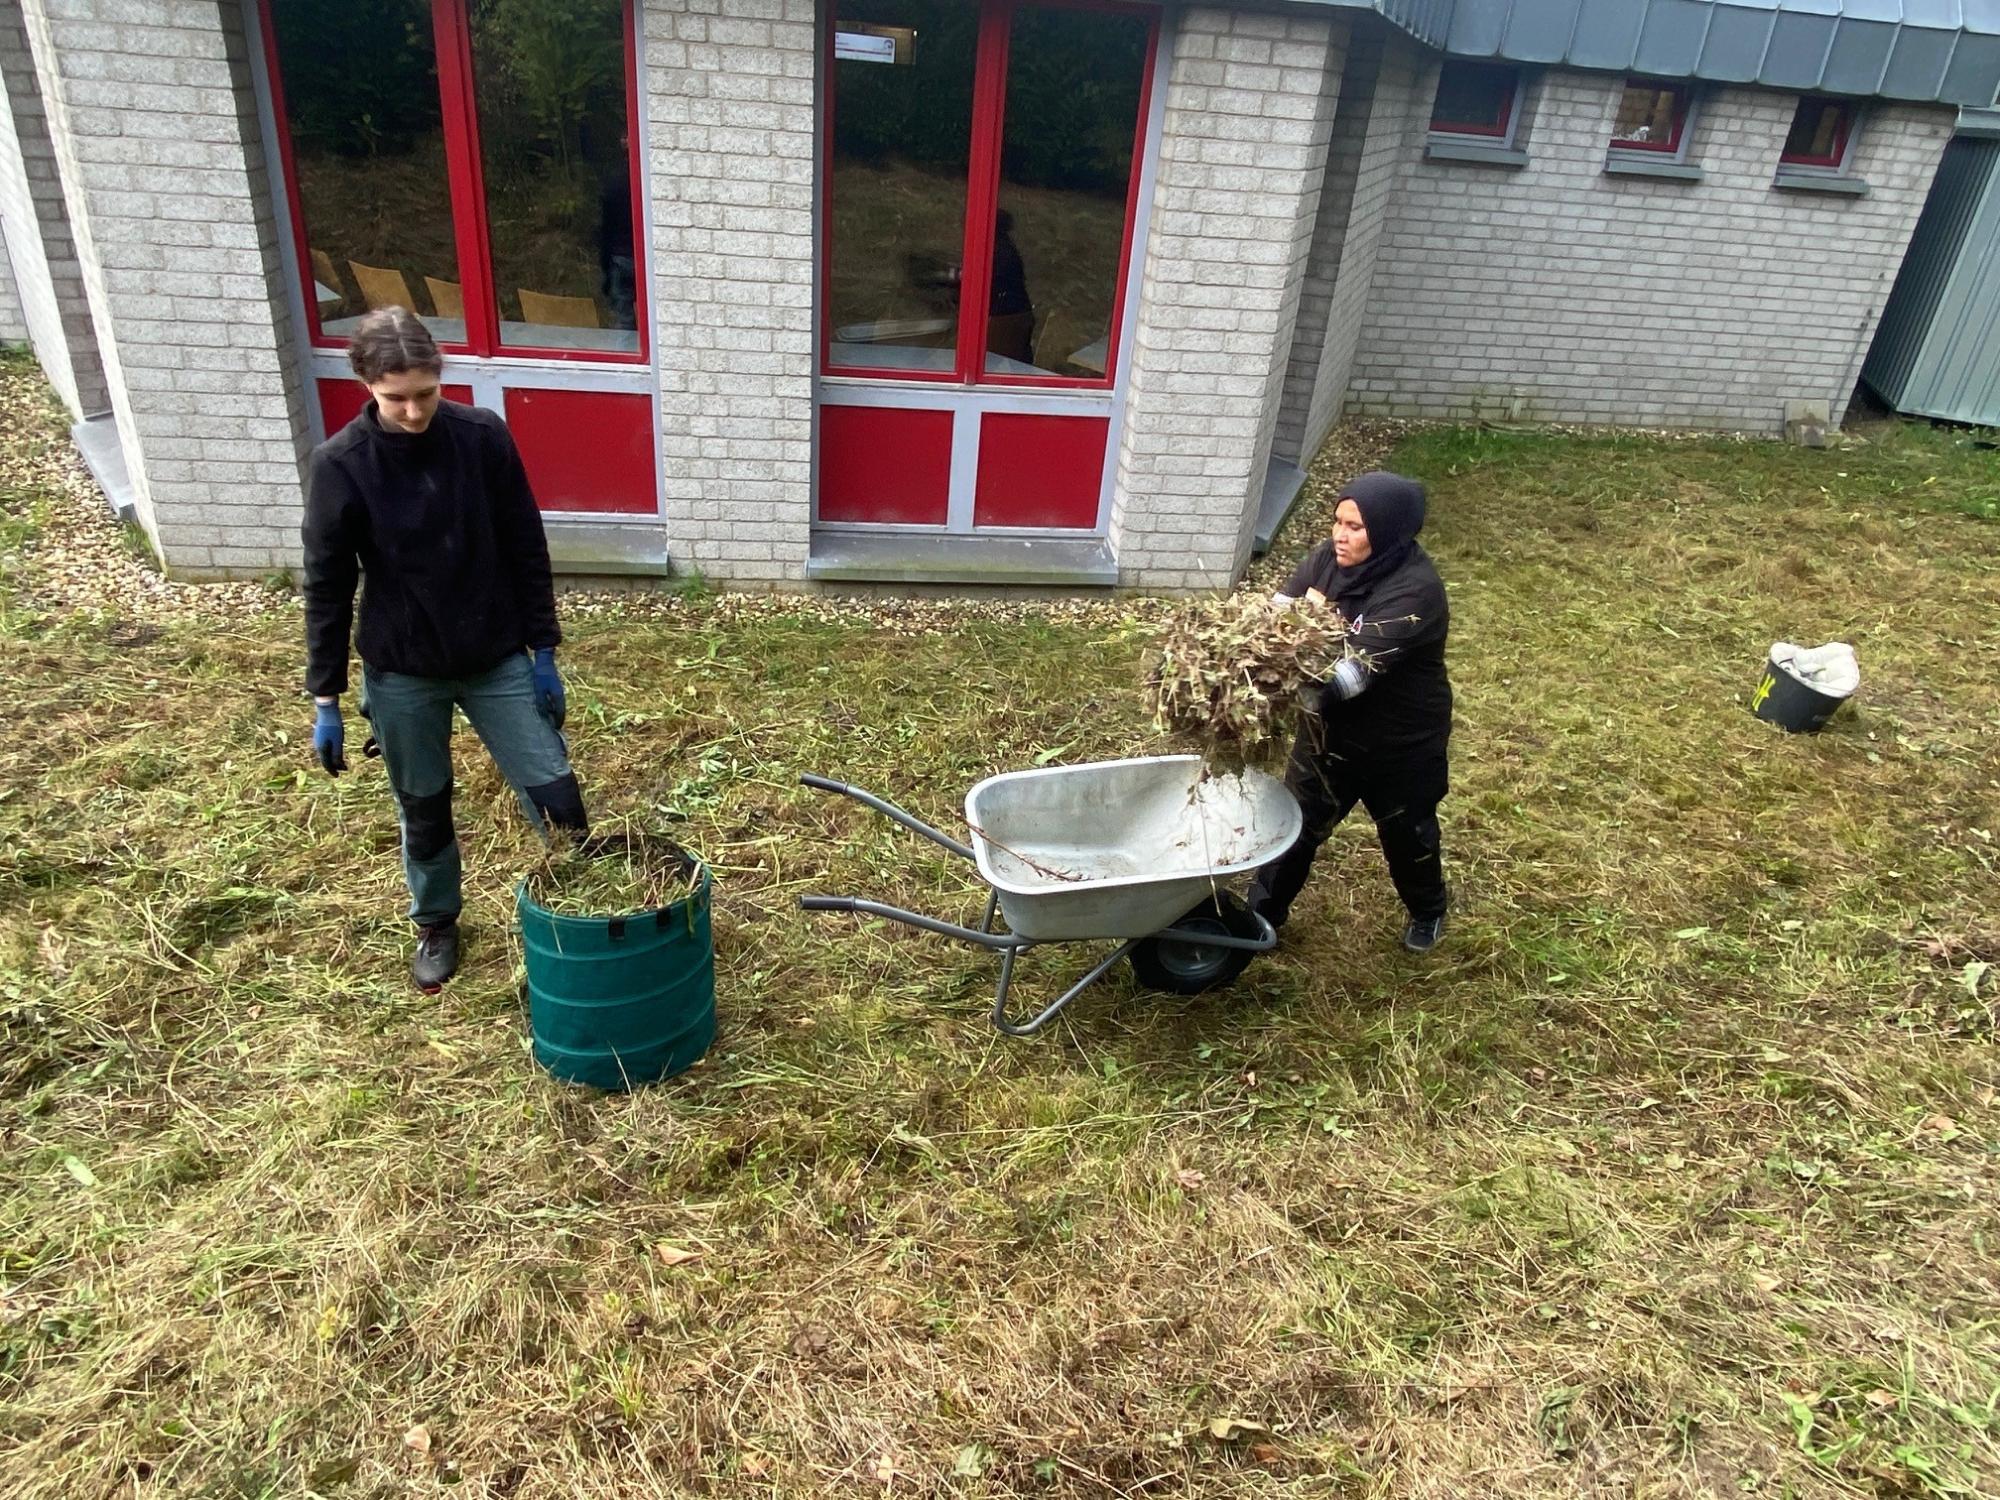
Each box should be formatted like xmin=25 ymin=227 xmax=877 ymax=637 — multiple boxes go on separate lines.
xmin=835 ymin=25 xmax=913 ymax=64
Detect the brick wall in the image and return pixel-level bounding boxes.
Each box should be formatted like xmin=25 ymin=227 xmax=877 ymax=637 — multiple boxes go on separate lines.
xmin=1271 ymin=24 xmax=1377 ymax=465
xmin=1293 ymin=30 xmax=1423 ymax=459
xmin=643 ymin=0 xmax=816 ymax=586
xmin=1111 ymin=6 xmax=1346 ymax=591
xmin=0 ymin=0 xmax=107 ymax=417
xmin=1345 ymin=65 xmax=1957 ymax=431
xmin=0 ymin=223 xmax=24 ymax=340
xmin=18 ymin=0 xmax=308 ymax=576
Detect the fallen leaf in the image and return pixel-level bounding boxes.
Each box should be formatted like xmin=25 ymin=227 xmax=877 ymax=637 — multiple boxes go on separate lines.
xmin=1963 ymin=960 xmax=1991 ymax=998
xmin=1664 ymin=1153 xmax=1687 ymax=1171
xmin=1753 ymin=1274 xmax=1783 ymax=1294
xmin=952 ymin=1444 xmax=993 ymax=1478
xmin=873 ymin=1451 xmax=898 ymax=1487
xmin=1866 ymin=1390 xmax=1900 ymax=1411
xmin=654 ymin=1243 xmax=702 ymax=1267
xmin=739 ymin=1453 xmax=772 ymax=1478
xmin=1918 ymin=1114 xmax=1960 ymax=1139
xmin=403 ymin=1423 xmax=432 ymax=1456
xmin=1250 ymin=1442 xmax=1282 ymax=1463
xmin=60 ymin=1155 xmax=97 ymax=1188
xmin=1871 ymin=1324 xmax=1905 ymax=1344
xmin=1208 ymin=1417 xmax=1266 ymax=1442
xmin=1175 ymin=1168 xmax=1206 ymax=1192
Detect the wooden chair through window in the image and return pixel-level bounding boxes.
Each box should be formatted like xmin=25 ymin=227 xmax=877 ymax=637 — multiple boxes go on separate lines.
xmin=348 ymin=259 xmax=416 ymax=312
xmin=309 ymin=247 xmax=344 ymax=305
xmin=424 ymin=276 xmax=464 ymax=320
xmin=518 ymin=288 xmax=600 ymax=329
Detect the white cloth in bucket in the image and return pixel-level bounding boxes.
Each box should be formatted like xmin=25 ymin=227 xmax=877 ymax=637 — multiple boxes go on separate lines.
xmin=1770 ymin=641 xmax=1859 ymax=699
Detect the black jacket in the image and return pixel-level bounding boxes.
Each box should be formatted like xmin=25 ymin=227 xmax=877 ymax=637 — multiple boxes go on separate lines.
xmin=302 ymin=401 xmax=560 ymax=697
xmin=1283 ymin=540 xmax=1452 ymax=752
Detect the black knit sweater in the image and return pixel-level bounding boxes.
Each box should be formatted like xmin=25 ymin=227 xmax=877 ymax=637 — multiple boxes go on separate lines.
xmin=302 ymin=401 xmax=559 ymax=697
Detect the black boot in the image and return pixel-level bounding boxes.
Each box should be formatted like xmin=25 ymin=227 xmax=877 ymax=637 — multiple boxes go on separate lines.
xmin=1402 ymin=911 xmax=1447 ymax=954
xmin=412 ymin=919 xmax=460 ymax=993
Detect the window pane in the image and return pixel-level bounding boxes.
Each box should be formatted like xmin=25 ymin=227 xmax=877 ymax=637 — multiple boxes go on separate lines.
xmin=1783 ymin=99 xmax=1850 ymax=165
xmin=982 ymin=4 xmax=1149 ymax=380
xmin=1431 ymin=62 xmax=1515 ymax=136
xmin=1611 ymin=82 xmax=1682 ymax=150
xmin=268 ymin=0 xmax=460 ymax=344
xmin=827 ymin=0 xmax=978 ymax=375
xmin=469 ymin=0 xmax=639 ymax=354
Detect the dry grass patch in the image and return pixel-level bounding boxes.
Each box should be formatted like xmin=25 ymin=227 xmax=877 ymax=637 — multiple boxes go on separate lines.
xmin=1 ymin=366 xmax=1997 ymax=1497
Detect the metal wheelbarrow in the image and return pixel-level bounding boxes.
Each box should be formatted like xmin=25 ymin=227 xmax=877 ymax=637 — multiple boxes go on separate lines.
xmin=800 ymin=755 xmax=1301 ymax=1035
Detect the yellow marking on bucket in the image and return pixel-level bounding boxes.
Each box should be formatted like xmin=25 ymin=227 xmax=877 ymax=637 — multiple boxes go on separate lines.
xmin=1751 ymin=673 xmax=1775 ymax=712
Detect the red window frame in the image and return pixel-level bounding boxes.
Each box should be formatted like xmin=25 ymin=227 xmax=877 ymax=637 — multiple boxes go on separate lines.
xmin=819 ymin=0 xmax=1160 ymax=391
xmin=258 ymin=0 xmax=648 ymax=366
xmin=1609 ymin=78 xmax=1692 ymax=155
xmin=1781 ymin=96 xmax=1855 ymax=169
xmin=1428 ymin=61 xmax=1520 ymax=139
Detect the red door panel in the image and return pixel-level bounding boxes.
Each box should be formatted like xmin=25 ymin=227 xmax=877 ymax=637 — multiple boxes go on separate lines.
xmin=503 ymin=388 xmax=657 ymax=515
xmin=818 ymin=405 xmax=953 ymax=525
xmin=317 ymin=378 xmax=474 ymax=438
xmin=972 ymin=412 xmax=1107 ymax=529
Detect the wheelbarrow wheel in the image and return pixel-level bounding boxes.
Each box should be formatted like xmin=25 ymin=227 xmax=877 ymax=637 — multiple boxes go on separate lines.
xmin=1129 ymin=893 xmax=1262 ymax=996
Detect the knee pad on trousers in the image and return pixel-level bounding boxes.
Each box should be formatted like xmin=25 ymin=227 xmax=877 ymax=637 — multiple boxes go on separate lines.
xmin=527 ymin=772 xmax=589 ymax=835
xmin=397 ymin=784 xmax=456 ymax=862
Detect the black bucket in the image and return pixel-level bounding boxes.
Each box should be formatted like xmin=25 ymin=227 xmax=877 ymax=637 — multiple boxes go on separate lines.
xmin=1751 ymin=653 xmax=1847 ymax=734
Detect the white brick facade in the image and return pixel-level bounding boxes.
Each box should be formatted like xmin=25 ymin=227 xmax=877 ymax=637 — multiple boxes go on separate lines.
xmin=2 ymin=1 xmax=1978 ymax=588
xmin=0 ymin=0 xmax=108 ymax=418
xmin=644 ymin=0 xmax=817 ymax=586
xmin=1276 ymin=25 xmax=1426 ymax=464
xmin=1346 ymin=63 xmax=1957 ymax=431
xmin=1111 ymin=6 xmax=1346 ymax=590
xmin=18 ymin=0 xmax=307 ymax=574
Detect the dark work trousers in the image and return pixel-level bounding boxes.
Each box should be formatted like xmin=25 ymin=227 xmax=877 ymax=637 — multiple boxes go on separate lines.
xmin=1248 ymin=713 xmax=1449 ymax=927
xmin=362 ymin=653 xmax=588 ymax=927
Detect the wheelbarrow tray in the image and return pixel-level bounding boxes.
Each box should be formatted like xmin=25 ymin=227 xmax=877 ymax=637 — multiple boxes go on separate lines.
xmin=965 ymin=755 xmax=1301 ymax=941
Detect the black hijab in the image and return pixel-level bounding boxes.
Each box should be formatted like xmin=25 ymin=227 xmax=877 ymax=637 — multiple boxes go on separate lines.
xmin=1332 ymin=471 xmax=1426 ymax=610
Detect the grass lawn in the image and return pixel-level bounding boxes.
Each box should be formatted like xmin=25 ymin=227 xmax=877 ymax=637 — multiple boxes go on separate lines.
xmin=1 ymin=360 xmax=1997 ymax=1497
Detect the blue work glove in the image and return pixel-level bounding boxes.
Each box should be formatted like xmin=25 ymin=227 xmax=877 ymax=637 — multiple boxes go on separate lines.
xmin=531 ymin=647 xmax=566 ymax=729
xmin=313 ymin=699 xmax=347 ymax=776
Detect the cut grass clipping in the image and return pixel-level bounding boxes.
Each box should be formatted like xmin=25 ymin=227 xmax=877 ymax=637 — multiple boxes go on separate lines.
xmin=523 ymin=826 xmax=704 ymax=918
xmin=1146 ymin=591 xmax=1360 ymax=766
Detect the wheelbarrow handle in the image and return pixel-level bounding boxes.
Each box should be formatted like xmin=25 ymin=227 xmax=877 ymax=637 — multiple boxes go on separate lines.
xmin=799 ymin=893 xmax=1026 ymax=950
xmin=798 ymin=773 xmax=976 ymax=861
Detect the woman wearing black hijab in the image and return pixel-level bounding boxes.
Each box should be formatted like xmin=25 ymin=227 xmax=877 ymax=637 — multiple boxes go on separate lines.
xmin=1249 ymin=471 xmax=1453 ymax=951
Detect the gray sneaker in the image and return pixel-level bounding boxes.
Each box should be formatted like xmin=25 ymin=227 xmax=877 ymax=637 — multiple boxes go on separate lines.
xmin=412 ymin=920 xmax=460 ymax=993
xmin=1402 ymin=912 xmax=1446 ymax=953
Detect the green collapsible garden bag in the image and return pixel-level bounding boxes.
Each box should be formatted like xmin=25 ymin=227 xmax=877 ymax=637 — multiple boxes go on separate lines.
xmin=516 ymin=852 xmax=716 ymax=1092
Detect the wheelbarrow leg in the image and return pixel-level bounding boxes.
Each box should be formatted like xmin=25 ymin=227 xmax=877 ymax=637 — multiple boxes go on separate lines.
xmin=991 ymin=938 xmax=1141 ymax=1038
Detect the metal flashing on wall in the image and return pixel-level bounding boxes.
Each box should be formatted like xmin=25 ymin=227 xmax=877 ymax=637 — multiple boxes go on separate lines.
xmin=1432 ymin=0 xmax=2000 ymax=106
xmin=1864 ymin=133 xmax=2000 ymax=424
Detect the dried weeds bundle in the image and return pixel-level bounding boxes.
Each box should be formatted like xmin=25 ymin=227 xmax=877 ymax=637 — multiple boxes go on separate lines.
xmin=524 ymin=824 xmax=704 ymax=918
xmin=1145 ymin=592 xmax=1360 ymax=765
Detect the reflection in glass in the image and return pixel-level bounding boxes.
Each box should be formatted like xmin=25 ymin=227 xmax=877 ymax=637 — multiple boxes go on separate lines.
xmin=1429 ymin=62 xmax=1516 ymax=136
xmin=826 ymin=0 xmax=976 ymax=373
xmin=268 ymin=0 xmax=460 ymax=340
xmin=469 ymin=0 xmax=639 ymax=352
xmin=1611 ymin=82 xmax=1685 ymax=152
xmin=983 ymin=5 xmax=1148 ymax=378
xmin=1783 ymin=98 xmax=1852 ymax=167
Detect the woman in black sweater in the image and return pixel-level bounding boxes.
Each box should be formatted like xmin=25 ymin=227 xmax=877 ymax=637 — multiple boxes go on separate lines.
xmin=1250 ymin=472 xmax=1453 ymax=952
xmin=302 ymin=308 xmax=588 ymax=992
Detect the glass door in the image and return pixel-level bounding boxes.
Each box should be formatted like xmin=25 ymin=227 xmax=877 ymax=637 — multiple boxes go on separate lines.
xmin=817 ymin=0 xmax=1157 ymax=533
xmin=261 ymin=0 xmax=657 ymax=514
